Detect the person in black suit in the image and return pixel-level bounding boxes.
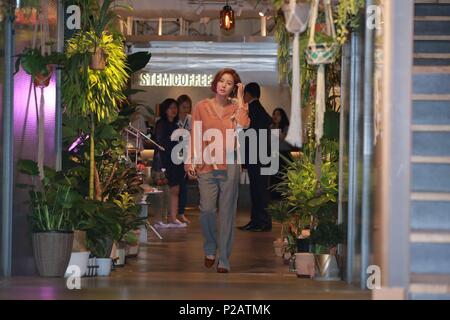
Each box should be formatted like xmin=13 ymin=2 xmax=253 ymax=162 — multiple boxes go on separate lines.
xmin=238 ymin=82 xmax=273 ymax=232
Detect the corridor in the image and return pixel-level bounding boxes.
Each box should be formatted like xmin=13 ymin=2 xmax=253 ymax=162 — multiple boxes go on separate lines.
xmin=0 ymin=210 xmax=368 ymax=300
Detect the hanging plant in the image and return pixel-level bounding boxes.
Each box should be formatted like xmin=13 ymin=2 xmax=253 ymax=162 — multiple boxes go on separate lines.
xmin=63 ymin=30 xmax=129 ymax=199
xmin=14 ymin=47 xmax=65 ymax=87
xmin=64 ymin=31 xmax=128 ymax=121
xmin=63 ymin=0 xmax=131 ymax=200
xmin=335 ymin=0 xmax=365 ymax=44
xmin=273 ymin=0 xmax=365 ymax=81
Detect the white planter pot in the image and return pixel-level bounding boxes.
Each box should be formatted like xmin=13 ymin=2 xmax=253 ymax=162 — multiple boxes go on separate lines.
xmin=65 ymin=251 xmax=90 ymax=278
xmin=295 ymin=253 xmax=315 ymax=278
xmin=96 ymin=258 xmax=112 ymax=276
xmin=116 ymin=248 xmax=126 ymax=266
xmin=126 ymin=243 xmax=139 ymax=257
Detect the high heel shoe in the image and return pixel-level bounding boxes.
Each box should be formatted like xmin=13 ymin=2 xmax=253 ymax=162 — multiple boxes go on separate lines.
xmin=178 ymin=215 xmax=191 ymax=224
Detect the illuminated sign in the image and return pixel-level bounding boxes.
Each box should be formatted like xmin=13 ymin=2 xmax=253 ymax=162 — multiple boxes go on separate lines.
xmin=139 ymin=72 xmax=213 ymax=87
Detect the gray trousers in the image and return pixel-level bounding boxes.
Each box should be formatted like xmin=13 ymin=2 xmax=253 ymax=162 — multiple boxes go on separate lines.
xmin=197 ymin=164 xmax=240 ymax=270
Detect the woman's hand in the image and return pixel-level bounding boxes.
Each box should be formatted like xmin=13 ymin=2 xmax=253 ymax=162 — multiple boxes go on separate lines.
xmin=186 ymin=167 xmax=198 ymax=180
xmin=236 ymin=83 xmax=245 ymax=103
xmin=237 ymin=82 xmax=244 ymax=97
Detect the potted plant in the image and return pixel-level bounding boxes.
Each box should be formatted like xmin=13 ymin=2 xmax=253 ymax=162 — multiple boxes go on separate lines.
xmin=113 ymin=192 xmax=146 ymax=264
xmin=64 ymin=197 xmax=98 ymax=278
xmin=18 ymin=159 xmax=77 ymax=277
xmin=267 ymin=201 xmax=291 ymax=257
xmin=63 ymin=0 xmax=129 ymax=202
xmin=14 ymin=47 xmax=64 ymax=87
xmin=84 ymin=200 xmax=121 ymax=276
xmin=310 ymin=205 xmax=345 ymax=281
xmin=71 ymin=0 xmax=132 ymax=71
xmin=273 ymin=146 xmax=340 ymax=279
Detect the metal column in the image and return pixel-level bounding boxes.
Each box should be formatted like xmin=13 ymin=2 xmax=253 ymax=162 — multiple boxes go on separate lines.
xmin=1 ymin=12 xmax=15 ymax=277
xmin=346 ymin=31 xmax=362 ymax=284
xmin=55 ymin=0 xmax=64 ymax=171
xmin=338 ymin=42 xmax=351 ymax=226
xmin=360 ymin=0 xmax=376 ymax=289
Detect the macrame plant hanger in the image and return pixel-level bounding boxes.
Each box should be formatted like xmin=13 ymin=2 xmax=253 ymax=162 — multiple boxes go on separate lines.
xmin=37 ymin=1 xmax=51 ymax=180
xmin=305 ymin=0 xmax=338 ymax=179
xmin=23 ymin=0 xmax=51 ymax=181
xmin=284 ymin=0 xmax=310 ymax=148
xmin=306 ymin=0 xmax=338 ymax=146
xmin=32 ymin=0 xmax=52 ymax=180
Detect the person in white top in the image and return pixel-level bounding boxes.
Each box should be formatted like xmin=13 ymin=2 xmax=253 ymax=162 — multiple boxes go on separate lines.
xmin=176 ymin=94 xmax=193 ymax=224
xmin=129 ymin=105 xmax=154 ymax=150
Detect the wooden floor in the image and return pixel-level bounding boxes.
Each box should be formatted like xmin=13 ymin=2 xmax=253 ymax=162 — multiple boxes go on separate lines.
xmin=0 ymin=209 xmax=370 ymax=300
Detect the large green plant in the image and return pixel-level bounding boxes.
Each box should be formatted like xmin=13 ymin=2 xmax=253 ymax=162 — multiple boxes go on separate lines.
xmin=17 ymin=160 xmax=80 ymax=232
xmin=82 ymin=199 xmax=121 ymax=258
xmin=82 ymin=193 xmax=144 ymax=258
xmin=69 ymin=0 xmax=132 ymax=38
xmin=113 ymin=193 xmax=147 ymax=245
xmin=64 ymin=31 xmax=128 ymax=122
xmin=62 ymin=50 xmax=151 ymax=206
xmin=62 ymin=106 xmax=142 ymax=203
xmin=274 ymin=150 xmax=341 ymax=252
xmin=279 ymin=157 xmax=338 ymax=216
xmin=63 ymin=0 xmax=129 ymax=200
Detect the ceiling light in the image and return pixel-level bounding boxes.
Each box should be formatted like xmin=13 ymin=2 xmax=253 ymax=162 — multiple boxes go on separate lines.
xmin=220 ymin=3 xmax=235 ymax=31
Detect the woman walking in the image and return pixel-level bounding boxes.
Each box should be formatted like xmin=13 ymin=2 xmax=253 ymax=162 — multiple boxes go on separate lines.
xmin=185 ymin=68 xmax=250 ymax=273
xmin=154 ymin=98 xmax=187 ymax=228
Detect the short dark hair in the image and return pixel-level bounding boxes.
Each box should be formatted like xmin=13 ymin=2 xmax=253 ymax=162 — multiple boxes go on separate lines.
xmin=159 ymin=98 xmax=178 ymax=122
xmin=210 ymin=68 xmax=241 ymax=98
xmin=244 ymin=82 xmax=260 ymax=99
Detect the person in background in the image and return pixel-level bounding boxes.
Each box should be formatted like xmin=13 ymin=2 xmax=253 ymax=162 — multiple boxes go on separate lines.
xmin=237 ymin=82 xmax=273 ymax=232
xmin=185 ymin=68 xmax=250 ymax=273
xmin=153 ymin=98 xmax=187 ymax=228
xmin=129 ymin=105 xmax=154 ymax=150
xmin=269 ymin=107 xmax=292 ymax=200
xmin=176 ymin=94 xmax=193 ymax=224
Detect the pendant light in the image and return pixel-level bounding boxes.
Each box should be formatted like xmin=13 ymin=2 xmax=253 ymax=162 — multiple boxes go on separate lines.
xmin=220 ymin=1 xmax=235 ymax=31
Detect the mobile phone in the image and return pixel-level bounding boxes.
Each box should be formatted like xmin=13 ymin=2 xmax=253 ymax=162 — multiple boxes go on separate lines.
xmin=232 ymin=84 xmax=238 ymax=97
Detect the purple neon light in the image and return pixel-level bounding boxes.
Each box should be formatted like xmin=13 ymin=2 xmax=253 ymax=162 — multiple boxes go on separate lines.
xmin=68 ymin=134 xmax=90 ymax=153
xmin=14 ymin=68 xmax=56 ymax=164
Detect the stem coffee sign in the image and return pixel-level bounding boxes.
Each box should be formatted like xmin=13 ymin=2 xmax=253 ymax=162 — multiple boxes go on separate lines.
xmin=139 ymin=72 xmax=213 ymax=87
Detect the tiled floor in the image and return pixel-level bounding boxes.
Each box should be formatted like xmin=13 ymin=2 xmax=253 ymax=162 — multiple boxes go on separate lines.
xmin=0 ymin=209 xmax=370 ymax=300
